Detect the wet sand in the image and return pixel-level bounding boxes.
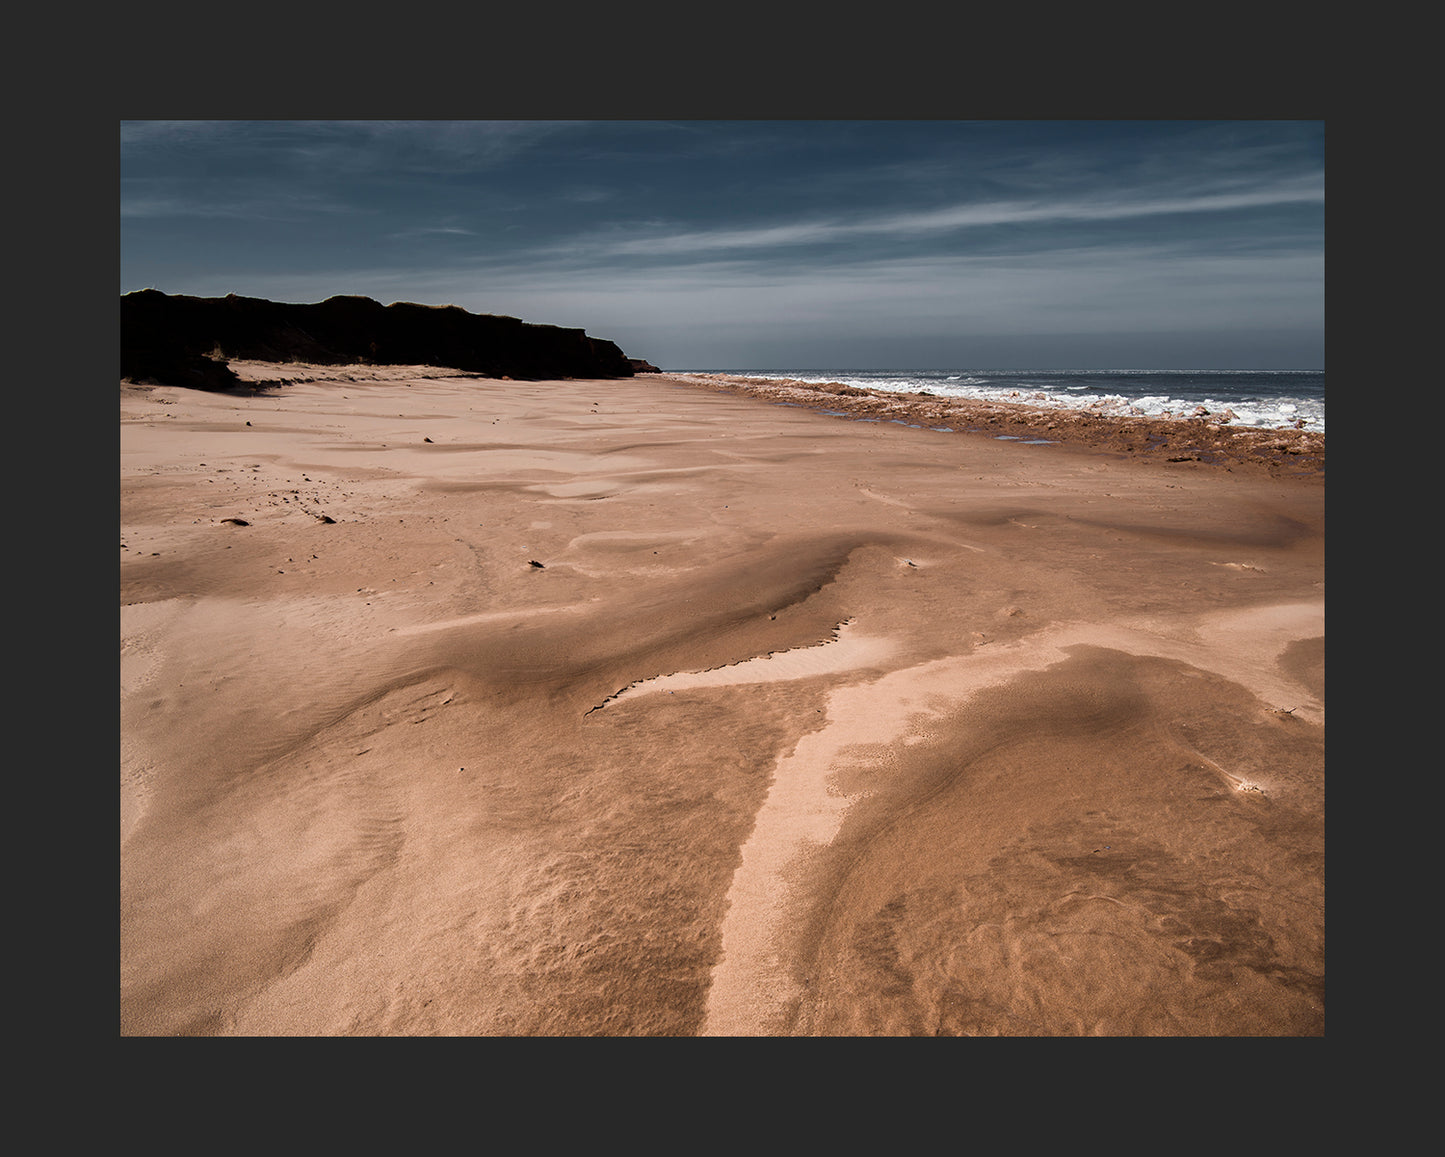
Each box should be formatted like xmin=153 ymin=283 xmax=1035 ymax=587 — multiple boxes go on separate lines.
xmin=120 ymin=364 xmax=1324 ymax=1035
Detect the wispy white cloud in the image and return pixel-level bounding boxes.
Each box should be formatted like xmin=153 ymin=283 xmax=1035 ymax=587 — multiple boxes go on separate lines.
xmin=215 ymin=240 xmax=1317 ymax=339
xmin=383 ymin=225 xmax=478 ymax=241
xmin=119 ymin=179 xmax=366 ymax=221
xmin=568 ymin=177 xmax=1324 ymax=260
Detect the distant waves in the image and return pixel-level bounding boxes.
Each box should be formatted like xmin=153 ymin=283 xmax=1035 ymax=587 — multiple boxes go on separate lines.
xmin=698 ymin=369 xmax=1324 ymax=432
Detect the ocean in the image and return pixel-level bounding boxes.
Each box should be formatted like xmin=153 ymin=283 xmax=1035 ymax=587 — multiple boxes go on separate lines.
xmin=693 ymin=369 xmax=1324 ymax=433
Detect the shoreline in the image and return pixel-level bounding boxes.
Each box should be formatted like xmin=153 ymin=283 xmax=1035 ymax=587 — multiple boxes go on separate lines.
xmin=657 ymin=372 xmax=1324 ymax=480
xmin=121 ymin=365 xmax=1324 ymax=1035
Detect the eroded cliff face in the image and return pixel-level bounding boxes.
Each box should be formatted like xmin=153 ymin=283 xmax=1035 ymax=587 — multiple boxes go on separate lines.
xmin=121 ymin=290 xmax=640 ymax=388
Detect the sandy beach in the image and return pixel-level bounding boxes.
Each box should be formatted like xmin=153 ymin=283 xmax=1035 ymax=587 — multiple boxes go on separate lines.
xmin=120 ymin=364 xmax=1324 ymax=1035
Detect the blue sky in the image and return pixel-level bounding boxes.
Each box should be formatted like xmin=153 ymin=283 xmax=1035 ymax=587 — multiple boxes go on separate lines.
xmin=120 ymin=120 xmax=1324 ymax=370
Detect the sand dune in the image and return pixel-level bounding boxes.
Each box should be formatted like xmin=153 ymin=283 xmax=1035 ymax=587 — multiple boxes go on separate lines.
xmin=121 ymin=367 xmax=1324 ymax=1035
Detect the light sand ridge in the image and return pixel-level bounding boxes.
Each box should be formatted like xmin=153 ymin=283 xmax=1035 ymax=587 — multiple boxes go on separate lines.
xmin=700 ymin=598 xmax=1323 ymax=1035
xmin=589 ymin=619 xmax=896 ymax=712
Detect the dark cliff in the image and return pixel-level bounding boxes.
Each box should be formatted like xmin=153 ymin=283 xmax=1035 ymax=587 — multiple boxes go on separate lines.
xmin=121 ymin=290 xmax=640 ymax=389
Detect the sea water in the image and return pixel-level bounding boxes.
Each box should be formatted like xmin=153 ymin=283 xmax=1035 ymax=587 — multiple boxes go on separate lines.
xmin=697 ymin=369 xmax=1324 ymax=433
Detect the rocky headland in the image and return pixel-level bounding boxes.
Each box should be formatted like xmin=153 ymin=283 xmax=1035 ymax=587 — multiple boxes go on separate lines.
xmin=120 ymin=290 xmax=643 ymax=389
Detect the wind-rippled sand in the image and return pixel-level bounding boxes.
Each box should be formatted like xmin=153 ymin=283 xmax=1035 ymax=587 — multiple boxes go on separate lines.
xmin=120 ymin=365 xmax=1324 ymax=1035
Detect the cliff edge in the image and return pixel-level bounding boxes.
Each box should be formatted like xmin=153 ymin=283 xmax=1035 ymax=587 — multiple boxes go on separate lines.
xmin=121 ymin=290 xmax=642 ymax=389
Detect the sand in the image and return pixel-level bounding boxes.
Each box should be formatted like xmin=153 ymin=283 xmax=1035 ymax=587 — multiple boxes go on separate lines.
xmin=120 ymin=363 xmax=1324 ymax=1036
